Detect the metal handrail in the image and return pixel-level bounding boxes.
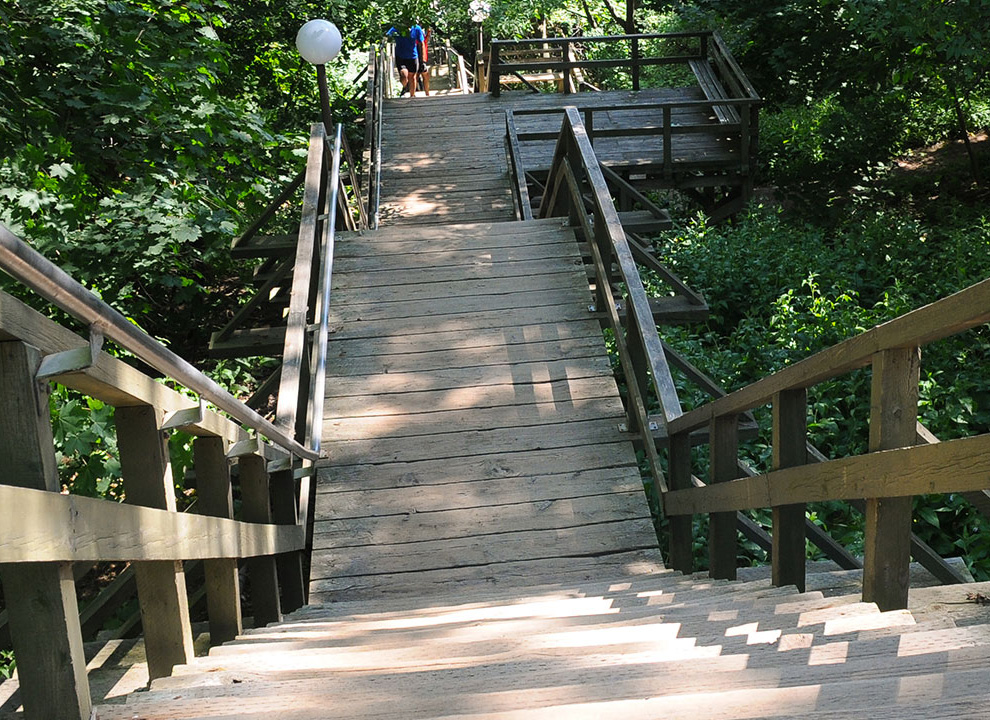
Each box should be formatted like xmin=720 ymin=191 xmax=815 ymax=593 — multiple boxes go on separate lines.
xmin=308 ymin=123 xmax=343 ymax=454
xmin=0 ymin=224 xmax=317 ymax=461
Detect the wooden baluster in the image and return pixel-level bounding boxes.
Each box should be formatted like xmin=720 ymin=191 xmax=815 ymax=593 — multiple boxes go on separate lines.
xmin=239 ymin=454 xmax=282 ymax=627
xmin=561 ymin=40 xmax=571 ymax=94
xmin=622 ymin=308 xmax=648 ymax=434
xmin=584 ymin=108 xmax=594 ymax=146
xmin=272 ymin=468 xmax=307 ymax=612
xmin=489 ymin=44 xmax=500 ymax=97
xmin=772 ymin=388 xmax=807 ymax=591
xmin=631 ymin=36 xmax=640 ymax=91
xmin=662 ymin=106 xmax=672 ymax=178
xmin=0 ymin=342 xmax=91 ymax=720
xmin=708 ymin=413 xmax=738 ymax=579
xmin=115 ymin=404 xmax=194 ymax=680
xmin=667 ymin=431 xmax=694 ymax=573
xmin=863 ymin=347 xmax=920 ymax=610
xmin=194 ymin=436 xmax=242 ymax=645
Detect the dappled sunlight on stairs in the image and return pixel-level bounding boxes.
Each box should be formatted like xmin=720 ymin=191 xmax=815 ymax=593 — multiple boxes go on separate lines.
xmin=94 ymin=571 xmax=990 ymax=719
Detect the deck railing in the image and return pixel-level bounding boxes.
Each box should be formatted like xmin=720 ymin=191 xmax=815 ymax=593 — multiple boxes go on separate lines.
xmin=0 ymin=117 xmax=347 ymax=720
xmin=538 ymin=106 xmax=683 ymax=512
xmin=365 ymin=40 xmax=392 ymax=229
xmin=662 ymin=279 xmax=990 ymax=610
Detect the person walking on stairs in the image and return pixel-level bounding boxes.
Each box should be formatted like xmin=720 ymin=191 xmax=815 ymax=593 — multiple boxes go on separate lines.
xmin=387 ymin=20 xmax=426 ymax=97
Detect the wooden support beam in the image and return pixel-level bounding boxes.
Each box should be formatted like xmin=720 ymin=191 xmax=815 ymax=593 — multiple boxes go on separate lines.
xmin=116 ymin=404 xmax=195 ymax=680
xmin=772 ymin=388 xmax=807 ymax=592
xmin=708 ymin=413 xmax=738 ymax=580
xmin=194 ymin=436 xmax=243 ymax=646
xmin=271 ymin=468 xmax=306 ymax=614
xmin=0 ymin=341 xmax=91 ymax=720
xmin=667 ymin=432 xmax=693 ymax=573
xmin=239 ymin=455 xmax=282 ymax=627
xmin=863 ymin=347 xmax=920 ymax=611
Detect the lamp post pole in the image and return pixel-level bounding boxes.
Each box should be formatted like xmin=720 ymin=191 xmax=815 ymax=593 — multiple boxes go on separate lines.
xmin=296 ymin=19 xmax=343 ymax=133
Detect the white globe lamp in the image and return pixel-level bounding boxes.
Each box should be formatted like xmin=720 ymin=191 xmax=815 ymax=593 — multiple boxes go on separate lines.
xmin=295 ymin=20 xmax=343 ymax=133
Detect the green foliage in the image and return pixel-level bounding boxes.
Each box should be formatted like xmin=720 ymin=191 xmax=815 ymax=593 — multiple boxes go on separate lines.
xmin=0 ymin=650 xmax=14 ymax=680
xmin=50 ymin=385 xmax=123 ymax=498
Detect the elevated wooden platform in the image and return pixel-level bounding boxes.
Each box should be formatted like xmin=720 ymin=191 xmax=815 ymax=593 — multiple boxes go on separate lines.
xmin=312 ymin=217 xmax=661 ymax=602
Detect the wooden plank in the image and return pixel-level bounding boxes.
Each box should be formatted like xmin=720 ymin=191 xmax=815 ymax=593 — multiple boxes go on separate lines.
xmin=318 ymin=443 xmax=638 ymax=493
xmin=328 ymin=335 xmax=607 ymax=376
xmin=325 ymin=417 xmax=630 ymax=467
xmin=664 ymin=429 xmax=990 ymax=515
xmin=332 ymin=255 xmax=585 ymax=290
xmin=315 ymin=467 xmax=645 ymax=520
xmin=194 ymin=436 xmax=242 ymax=646
xmin=0 ymin=341 xmax=91 ymax=720
xmin=863 ymin=347 xmax=920 ymax=611
xmin=772 ymin=388 xmax=807 ymax=592
xmin=271 ymin=469 xmax=306 ymax=614
xmin=328 ymin=302 xmax=600 ymax=342
xmin=669 ymin=277 xmax=990 ymax=436
xmin=330 ymin=280 xmax=591 ymax=326
xmin=314 ymin=492 xmax=650 ymax=548
xmin=308 ymin=549 xmax=664 ymax=600
xmin=325 ymin=395 xmax=627 ymax=441
xmin=325 ymin=356 xmax=613 ymax=399
xmin=333 ymin=240 xmax=579 ymax=275
xmin=0 ymin=483 xmax=305 ymax=563
xmin=326 ymin=374 xmax=620 ymax=419
xmin=310 ymin=518 xmax=657 ymax=578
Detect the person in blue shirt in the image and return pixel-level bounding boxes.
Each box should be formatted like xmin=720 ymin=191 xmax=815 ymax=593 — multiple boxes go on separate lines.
xmin=386 ymin=23 xmax=426 ymax=97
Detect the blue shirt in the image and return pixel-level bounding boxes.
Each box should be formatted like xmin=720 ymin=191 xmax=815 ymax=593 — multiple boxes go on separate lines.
xmin=388 ymin=25 xmax=424 ymax=60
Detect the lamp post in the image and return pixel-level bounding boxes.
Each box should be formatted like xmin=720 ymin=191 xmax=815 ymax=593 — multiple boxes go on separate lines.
xmin=296 ymin=19 xmax=343 ymax=134
xmin=469 ymin=0 xmax=490 ymax=56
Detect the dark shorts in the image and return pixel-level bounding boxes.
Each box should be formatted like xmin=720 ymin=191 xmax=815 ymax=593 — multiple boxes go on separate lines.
xmin=396 ymin=57 xmax=418 ymax=73
xmin=418 ymin=62 xmax=429 ymax=73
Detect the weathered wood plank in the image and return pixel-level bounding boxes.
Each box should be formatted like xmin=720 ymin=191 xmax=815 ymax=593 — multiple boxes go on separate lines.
xmin=771 ymin=388 xmax=807 ymax=592
xmin=325 ymin=417 xmax=632 ymax=466
xmin=315 ymin=467 xmax=645 ymax=520
xmin=0 ymin=483 xmax=305 ymax=563
xmin=663 ymin=430 xmax=990 ymax=515
xmin=314 ymin=492 xmax=650 ymax=548
xmin=318 ymin=443 xmax=638 ymax=493
xmin=311 ymin=518 xmax=657 ymax=578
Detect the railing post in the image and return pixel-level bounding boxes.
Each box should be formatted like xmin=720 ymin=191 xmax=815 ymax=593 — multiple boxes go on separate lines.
xmin=194 ymin=436 xmax=242 ymax=645
xmin=667 ymin=431 xmax=694 ymax=573
xmin=238 ymin=454 xmax=282 ymax=627
xmin=0 ymin=341 xmax=91 ymax=720
xmin=584 ymin=108 xmax=594 ymax=145
xmin=489 ymin=44 xmax=500 ymax=97
xmin=272 ymin=468 xmax=307 ymax=613
xmin=115 ymin=404 xmax=194 ymax=680
xmin=631 ymin=36 xmax=640 ymax=91
xmin=708 ymin=413 xmax=738 ymax=579
xmin=863 ymin=347 xmax=920 ymax=610
xmin=561 ymin=40 xmax=572 ymax=94
xmin=772 ymin=388 xmax=807 ymax=591
xmin=662 ymin=106 xmax=672 ymax=179
xmin=622 ymin=307 xmax=649 ymax=435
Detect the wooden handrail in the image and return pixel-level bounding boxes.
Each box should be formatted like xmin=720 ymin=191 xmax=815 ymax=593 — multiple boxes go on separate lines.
xmin=538 ymin=106 xmax=682 ymax=502
xmin=668 ymin=277 xmax=990 ymax=436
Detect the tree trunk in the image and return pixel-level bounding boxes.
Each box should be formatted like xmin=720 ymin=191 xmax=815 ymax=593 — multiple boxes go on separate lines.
xmin=950 ymin=82 xmax=983 ymax=186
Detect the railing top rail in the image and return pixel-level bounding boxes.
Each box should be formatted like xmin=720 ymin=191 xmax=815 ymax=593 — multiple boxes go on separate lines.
xmin=668 ymin=277 xmax=990 ymax=436
xmin=492 ymin=30 xmax=713 ymax=46
xmin=552 ymin=106 xmax=683 ymax=424
xmin=509 ymin=98 xmax=761 ymax=116
xmin=0 ymin=224 xmax=316 ymax=460
xmin=710 ymin=32 xmax=761 ymax=101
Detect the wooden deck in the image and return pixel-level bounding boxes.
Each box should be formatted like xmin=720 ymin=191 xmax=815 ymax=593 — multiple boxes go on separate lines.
xmin=312 ymin=215 xmax=662 ymax=602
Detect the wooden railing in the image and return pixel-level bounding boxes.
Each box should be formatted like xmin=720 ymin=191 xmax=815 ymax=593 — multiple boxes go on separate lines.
xmin=538 ymin=106 xmax=683 ymax=513
xmin=442 ymin=42 xmax=472 ymax=95
xmin=487 ymin=31 xmax=757 ymax=100
xmin=662 ymin=279 xmax=990 ymax=610
xmin=0 ymin=118 xmax=347 ymax=720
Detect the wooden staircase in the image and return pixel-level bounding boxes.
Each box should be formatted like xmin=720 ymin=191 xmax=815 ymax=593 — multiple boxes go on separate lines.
xmin=93 ymin=568 xmax=990 ymax=719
